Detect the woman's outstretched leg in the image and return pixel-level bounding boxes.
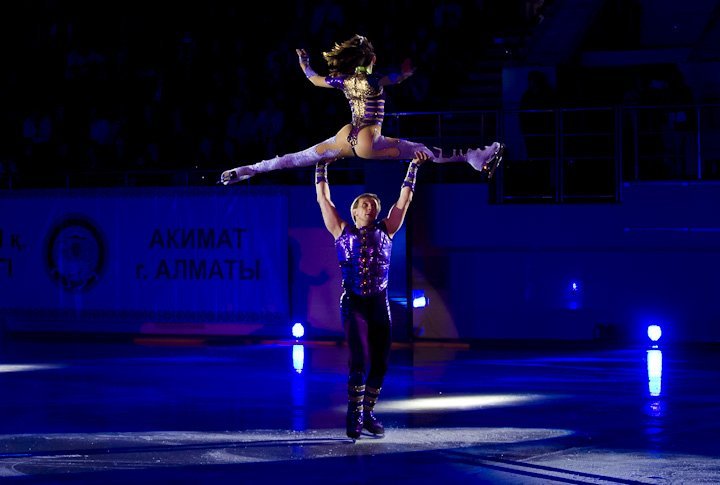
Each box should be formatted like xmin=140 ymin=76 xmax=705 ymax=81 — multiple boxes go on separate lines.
xmin=369 ymin=136 xmax=505 ymax=178
xmin=220 ymin=124 xmax=506 ymax=183
xmin=220 ymin=136 xmax=346 ymax=185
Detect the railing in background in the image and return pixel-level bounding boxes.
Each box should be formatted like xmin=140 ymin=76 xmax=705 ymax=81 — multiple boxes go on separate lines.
xmin=500 ymin=106 xmax=620 ymax=203
xmin=383 ymin=110 xmax=502 ymax=185
xmin=2 ymin=105 xmax=719 ymax=200
xmin=387 ymin=104 xmax=720 ymax=203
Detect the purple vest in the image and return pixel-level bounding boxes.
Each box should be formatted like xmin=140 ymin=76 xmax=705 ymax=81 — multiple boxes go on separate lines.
xmin=335 ymin=221 xmax=392 ymax=296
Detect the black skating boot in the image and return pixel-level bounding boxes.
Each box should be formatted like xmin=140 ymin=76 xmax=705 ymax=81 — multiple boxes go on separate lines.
xmin=363 ymin=386 xmax=385 ymax=436
xmin=346 ymin=384 xmax=365 ymax=439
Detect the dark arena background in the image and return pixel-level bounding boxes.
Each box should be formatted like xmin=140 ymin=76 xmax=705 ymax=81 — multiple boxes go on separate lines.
xmin=1 ymin=1 xmax=720 ymax=483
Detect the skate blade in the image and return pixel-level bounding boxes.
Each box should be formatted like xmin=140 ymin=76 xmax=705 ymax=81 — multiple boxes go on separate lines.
xmin=218 ymin=173 xmax=252 ymax=185
xmin=480 ymin=143 xmax=505 ymax=180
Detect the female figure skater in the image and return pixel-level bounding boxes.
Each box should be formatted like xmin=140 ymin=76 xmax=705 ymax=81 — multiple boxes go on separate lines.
xmin=220 ymin=34 xmax=504 ymax=184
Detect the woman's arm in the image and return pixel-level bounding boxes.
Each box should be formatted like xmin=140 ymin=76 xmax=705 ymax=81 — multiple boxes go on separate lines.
xmin=296 ymin=48 xmax=333 ymax=88
xmin=315 ymin=160 xmax=346 ymax=239
xmin=379 ymin=58 xmax=416 ymax=86
xmin=384 ymin=151 xmax=428 ymax=237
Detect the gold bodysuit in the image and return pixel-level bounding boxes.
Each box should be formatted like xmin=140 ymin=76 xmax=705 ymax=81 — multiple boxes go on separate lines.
xmin=326 ymin=73 xmax=385 ymax=150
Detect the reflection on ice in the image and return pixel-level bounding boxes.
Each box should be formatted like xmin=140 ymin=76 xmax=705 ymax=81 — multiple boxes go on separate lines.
xmin=292 ymin=344 xmax=304 ymax=373
xmin=647 ymin=349 xmax=662 ymax=397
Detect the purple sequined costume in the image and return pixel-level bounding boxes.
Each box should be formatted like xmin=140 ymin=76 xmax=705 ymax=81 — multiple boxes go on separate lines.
xmin=326 ymin=73 xmax=392 ymax=151
xmin=336 ymin=218 xmax=392 ymax=296
xmin=336 ymin=220 xmax=393 ymax=391
xmin=327 ymin=72 xmax=435 ymax=159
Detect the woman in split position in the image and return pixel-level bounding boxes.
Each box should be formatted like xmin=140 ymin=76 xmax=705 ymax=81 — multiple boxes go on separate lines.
xmin=316 ymin=150 xmax=429 ymax=439
xmin=220 ymin=34 xmax=504 ymax=184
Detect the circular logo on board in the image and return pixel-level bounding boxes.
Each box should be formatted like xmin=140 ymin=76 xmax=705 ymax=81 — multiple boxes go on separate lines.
xmin=45 ymin=217 xmax=106 ymax=291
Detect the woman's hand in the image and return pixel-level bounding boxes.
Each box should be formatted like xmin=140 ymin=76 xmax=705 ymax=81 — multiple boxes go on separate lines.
xmin=413 ymin=151 xmax=430 ymax=165
xmin=296 ymin=48 xmax=309 ymax=66
xmin=296 ymin=48 xmax=318 ymax=79
xmin=400 ymin=58 xmax=416 ymax=79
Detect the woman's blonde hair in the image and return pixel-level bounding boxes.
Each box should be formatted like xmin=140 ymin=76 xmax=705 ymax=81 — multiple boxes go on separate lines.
xmin=323 ymin=34 xmax=375 ymax=76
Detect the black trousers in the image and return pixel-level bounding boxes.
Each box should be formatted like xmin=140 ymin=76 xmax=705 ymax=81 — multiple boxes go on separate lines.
xmin=340 ymin=289 xmax=392 ymax=389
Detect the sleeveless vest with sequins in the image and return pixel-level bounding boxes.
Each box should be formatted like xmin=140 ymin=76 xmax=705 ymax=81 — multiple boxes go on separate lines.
xmin=335 ymin=220 xmax=392 ymax=296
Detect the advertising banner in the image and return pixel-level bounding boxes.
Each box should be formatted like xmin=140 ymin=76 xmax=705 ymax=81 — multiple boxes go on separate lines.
xmin=0 ymin=187 xmax=289 ymax=335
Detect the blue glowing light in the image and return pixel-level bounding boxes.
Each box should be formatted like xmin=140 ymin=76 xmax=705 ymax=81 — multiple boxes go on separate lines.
xmin=647 ymin=324 xmax=662 ymax=342
xmin=291 ymin=323 xmax=305 ymax=339
xmin=412 ymin=290 xmax=428 ymax=308
xmin=565 ymin=280 xmax=582 ymax=310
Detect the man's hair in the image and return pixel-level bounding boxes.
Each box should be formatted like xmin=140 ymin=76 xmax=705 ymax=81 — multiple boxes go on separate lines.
xmin=350 ymin=193 xmax=381 ymax=223
xmin=323 ymin=34 xmax=375 ymax=76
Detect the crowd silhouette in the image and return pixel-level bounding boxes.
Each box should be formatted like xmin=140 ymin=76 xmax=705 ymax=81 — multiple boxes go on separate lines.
xmin=0 ymin=1 xmax=544 ymax=187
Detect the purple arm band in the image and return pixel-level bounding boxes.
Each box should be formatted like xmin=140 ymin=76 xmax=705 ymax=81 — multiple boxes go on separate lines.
xmin=304 ymin=65 xmax=317 ymax=78
xmin=402 ymin=161 xmax=420 ymax=191
xmin=298 ymin=52 xmax=317 ymax=78
xmin=315 ymin=161 xmax=328 ymax=184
